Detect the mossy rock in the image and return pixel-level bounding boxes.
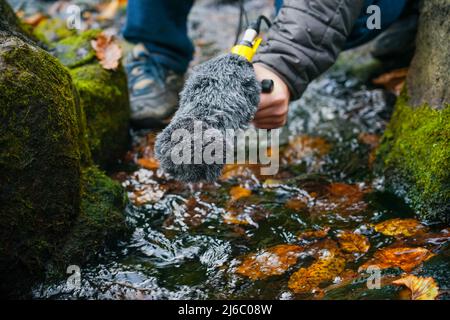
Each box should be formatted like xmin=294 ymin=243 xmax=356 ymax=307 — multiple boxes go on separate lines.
xmin=0 ymin=0 xmax=129 ymax=297
xmin=42 ymin=29 xmax=131 ymax=168
xmin=70 ymin=62 xmax=130 ymax=168
xmin=55 ymin=166 xmax=130 ymax=268
xmin=51 ymin=29 xmax=99 ymax=68
xmin=378 ymin=95 xmax=450 ymax=223
xmin=0 ymin=35 xmax=83 ymax=297
xmin=33 ymin=18 xmax=77 ymax=46
xmin=378 ymin=0 xmax=450 ymax=224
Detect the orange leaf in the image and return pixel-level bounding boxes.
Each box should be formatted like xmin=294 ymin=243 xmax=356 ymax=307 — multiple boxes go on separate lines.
xmin=297 ymin=227 xmax=330 ymax=241
xmin=393 ymin=275 xmax=439 ymax=300
xmin=229 ymin=186 xmax=252 ymax=201
xmin=137 ymin=158 xmax=159 ymax=170
xmin=236 ymin=244 xmax=304 ymax=280
xmin=91 ymin=32 xmax=122 ymax=70
xmin=288 ymin=251 xmax=346 ymax=294
xmin=372 ymin=68 xmax=408 ymax=95
xmin=374 ymin=218 xmax=427 ymax=237
xmin=285 ymin=198 xmax=308 ymax=211
xmin=282 ymin=135 xmax=331 ymax=166
xmin=23 ymin=13 xmax=47 ymax=27
xmin=359 ymin=247 xmax=434 ymax=272
xmin=337 ymin=231 xmax=370 ymax=253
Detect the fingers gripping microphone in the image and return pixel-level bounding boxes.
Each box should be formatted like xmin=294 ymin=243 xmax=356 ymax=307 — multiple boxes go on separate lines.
xmin=155 ymin=17 xmax=272 ymax=183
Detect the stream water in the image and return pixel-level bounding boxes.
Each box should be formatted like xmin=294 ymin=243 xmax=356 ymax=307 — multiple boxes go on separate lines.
xmin=27 ymin=0 xmax=449 ymax=300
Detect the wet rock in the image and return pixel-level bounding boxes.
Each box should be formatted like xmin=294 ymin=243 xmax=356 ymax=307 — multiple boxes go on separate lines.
xmin=378 ymin=0 xmax=450 ymax=224
xmin=0 ymin=28 xmax=81 ymax=298
xmin=0 ymin=0 xmax=128 ymax=297
xmin=50 ymin=29 xmax=130 ymax=168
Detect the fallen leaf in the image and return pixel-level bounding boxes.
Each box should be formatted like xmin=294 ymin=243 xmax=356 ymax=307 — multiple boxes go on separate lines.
xmin=23 ymin=13 xmax=47 ymax=27
xmin=285 ymin=198 xmax=308 ymax=211
xmin=137 ymin=158 xmax=159 ymax=170
xmin=229 ymin=186 xmax=252 ymax=201
xmin=374 ymin=218 xmax=427 ymax=237
xmin=288 ymin=251 xmax=346 ymax=294
xmin=310 ymin=183 xmax=369 ymax=216
xmin=359 ymin=247 xmax=434 ymax=272
xmin=282 ymin=135 xmax=331 ymax=167
xmin=393 ymin=275 xmax=439 ymax=300
xmin=220 ymin=163 xmax=262 ymax=181
xmin=372 ymin=68 xmax=408 ymax=95
xmin=298 ymin=227 xmax=330 ymax=241
xmin=337 ymin=231 xmax=370 ymax=253
xmin=236 ymin=244 xmax=304 ymax=280
xmin=91 ymin=32 xmax=122 ymax=70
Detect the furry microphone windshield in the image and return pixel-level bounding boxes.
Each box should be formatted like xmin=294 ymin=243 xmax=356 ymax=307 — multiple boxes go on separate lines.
xmin=155 ymin=53 xmax=261 ymax=182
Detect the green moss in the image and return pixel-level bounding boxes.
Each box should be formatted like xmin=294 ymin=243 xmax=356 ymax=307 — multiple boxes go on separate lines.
xmin=33 ymin=18 xmax=77 ymax=45
xmin=0 ymin=36 xmax=83 ymax=297
xmin=55 ymin=166 xmax=130 ymax=266
xmin=70 ymin=62 xmax=130 ymax=168
xmin=378 ymin=92 xmax=450 ymax=223
xmin=49 ymin=29 xmax=100 ymax=68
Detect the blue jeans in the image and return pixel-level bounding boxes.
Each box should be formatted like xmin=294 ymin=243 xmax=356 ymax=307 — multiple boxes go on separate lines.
xmin=123 ymin=0 xmax=408 ymax=73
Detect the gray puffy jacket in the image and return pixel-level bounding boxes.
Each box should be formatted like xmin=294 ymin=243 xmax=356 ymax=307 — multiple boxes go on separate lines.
xmin=254 ymin=0 xmax=365 ymax=100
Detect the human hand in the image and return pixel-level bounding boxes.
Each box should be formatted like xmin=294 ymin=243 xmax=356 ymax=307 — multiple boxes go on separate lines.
xmin=252 ymin=63 xmax=291 ymax=129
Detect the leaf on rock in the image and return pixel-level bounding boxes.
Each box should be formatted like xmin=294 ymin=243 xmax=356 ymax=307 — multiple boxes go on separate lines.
xmin=91 ymin=32 xmax=122 ymax=70
xmin=236 ymin=244 xmax=304 ymax=280
xmin=337 ymin=230 xmax=370 ymax=253
xmin=393 ymin=275 xmax=439 ymax=300
xmin=374 ymin=218 xmax=427 ymax=237
xmin=229 ymin=186 xmax=252 ymax=201
xmin=288 ymin=251 xmax=346 ymax=294
xmin=359 ymin=247 xmax=434 ymax=272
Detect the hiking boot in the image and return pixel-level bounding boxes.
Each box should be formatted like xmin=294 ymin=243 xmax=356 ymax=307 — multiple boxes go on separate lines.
xmin=126 ymin=44 xmax=185 ymax=128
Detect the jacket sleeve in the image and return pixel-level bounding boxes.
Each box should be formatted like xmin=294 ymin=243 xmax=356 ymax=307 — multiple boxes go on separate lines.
xmin=253 ymin=0 xmax=365 ymax=100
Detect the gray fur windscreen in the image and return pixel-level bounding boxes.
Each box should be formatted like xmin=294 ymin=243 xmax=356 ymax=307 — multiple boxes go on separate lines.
xmin=155 ymin=54 xmax=261 ymax=182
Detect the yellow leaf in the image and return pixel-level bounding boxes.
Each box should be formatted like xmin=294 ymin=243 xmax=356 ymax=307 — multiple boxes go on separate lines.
xmin=359 ymin=247 xmax=434 ymax=272
xmin=374 ymin=218 xmax=427 ymax=237
xmin=288 ymin=251 xmax=346 ymax=294
xmin=337 ymin=231 xmax=370 ymax=253
xmin=393 ymin=275 xmax=439 ymax=300
xmin=229 ymin=186 xmax=252 ymax=201
xmin=236 ymin=244 xmax=304 ymax=280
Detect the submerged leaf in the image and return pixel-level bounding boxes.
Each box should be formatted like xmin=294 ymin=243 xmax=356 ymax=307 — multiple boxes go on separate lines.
xmin=298 ymin=227 xmax=330 ymax=241
xmin=393 ymin=275 xmax=439 ymax=300
xmin=359 ymin=247 xmax=434 ymax=272
xmin=337 ymin=231 xmax=370 ymax=253
xmin=288 ymin=251 xmax=346 ymax=294
xmin=374 ymin=218 xmax=427 ymax=237
xmin=137 ymin=158 xmax=159 ymax=170
xmin=229 ymin=186 xmax=252 ymax=201
xmin=236 ymin=245 xmax=304 ymax=280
